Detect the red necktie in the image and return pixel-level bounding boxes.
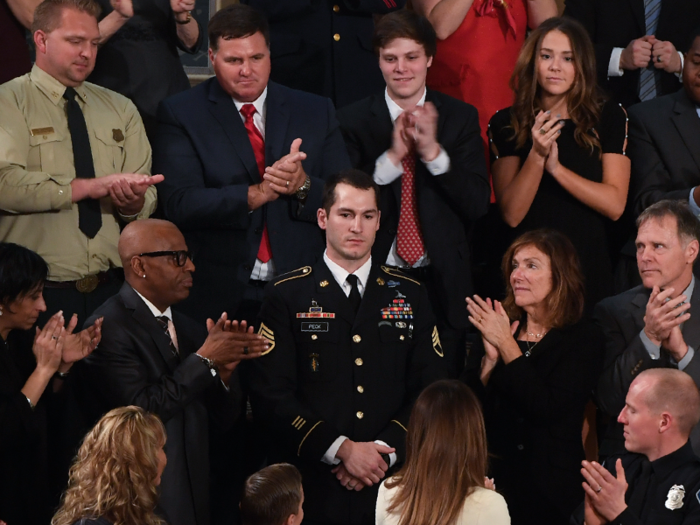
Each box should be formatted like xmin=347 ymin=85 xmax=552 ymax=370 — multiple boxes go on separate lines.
xmin=241 ymin=104 xmax=272 ymax=263
xmin=396 ymin=152 xmax=425 ymax=266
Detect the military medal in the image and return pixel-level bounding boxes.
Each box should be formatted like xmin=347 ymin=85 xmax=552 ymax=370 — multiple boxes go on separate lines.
xmin=387 ymin=280 xmax=401 ymax=288
xmin=380 ymin=291 xmax=414 ymax=319
xmin=666 ymin=485 xmax=685 ymax=510
xmin=297 ymin=300 xmax=336 ymax=318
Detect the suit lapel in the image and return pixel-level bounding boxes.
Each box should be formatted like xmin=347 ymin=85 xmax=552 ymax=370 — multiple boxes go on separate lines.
xmin=683 ymin=283 xmax=700 ymax=351
xmin=370 ymin=95 xmax=403 ymax=206
xmin=264 ymin=82 xmax=291 ymax=168
xmin=207 ymin=79 xmax=260 ymax=183
xmin=120 ymin=284 xmax=180 ymax=372
xmin=313 ymin=261 xmax=356 ymax=325
xmin=671 ymin=91 xmax=700 ymax=175
xmin=629 ymin=0 xmax=646 ymax=34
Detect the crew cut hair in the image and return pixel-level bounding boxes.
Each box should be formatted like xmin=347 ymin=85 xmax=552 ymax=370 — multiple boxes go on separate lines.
xmin=637 ymin=368 xmax=700 ymax=435
xmin=240 ymin=463 xmax=303 ymax=525
xmin=31 ymin=0 xmax=101 ymax=34
xmin=372 ymin=9 xmax=437 ymax=58
xmin=208 ymin=3 xmax=269 ymax=52
xmin=322 ymin=169 xmax=380 ymax=214
xmin=637 ymin=200 xmax=700 ymax=246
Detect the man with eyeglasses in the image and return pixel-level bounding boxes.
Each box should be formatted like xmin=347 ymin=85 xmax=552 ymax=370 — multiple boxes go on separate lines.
xmin=71 ymin=218 xmax=269 ymax=525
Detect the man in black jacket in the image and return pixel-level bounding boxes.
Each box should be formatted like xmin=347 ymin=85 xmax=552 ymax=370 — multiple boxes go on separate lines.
xmin=75 ymin=219 xmax=268 ymax=525
xmin=337 ymin=10 xmax=489 ymax=377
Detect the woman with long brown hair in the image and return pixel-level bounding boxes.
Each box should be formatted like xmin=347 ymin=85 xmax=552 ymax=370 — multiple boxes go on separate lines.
xmin=376 ymin=379 xmax=509 ymax=525
xmin=489 ymin=16 xmax=631 ymax=309
xmin=465 ymin=229 xmax=604 ymax=525
xmin=52 ymin=406 xmax=167 ymax=525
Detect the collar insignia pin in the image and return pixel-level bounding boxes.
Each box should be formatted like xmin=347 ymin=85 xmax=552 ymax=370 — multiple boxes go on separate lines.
xmin=320 ymin=280 xmax=329 ymax=287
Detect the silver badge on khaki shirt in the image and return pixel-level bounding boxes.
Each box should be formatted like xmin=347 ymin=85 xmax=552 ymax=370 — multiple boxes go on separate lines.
xmin=666 ymin=484 xmax=685 ymax=510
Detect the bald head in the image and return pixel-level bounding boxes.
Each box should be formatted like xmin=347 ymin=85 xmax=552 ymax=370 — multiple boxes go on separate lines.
xmin=119 ymin=219 xmax=182 ymax=270
xmin=635 ymin=369 xmax=700 ymax=436
xmin=119 ymin=220 xmax=194 ymax=311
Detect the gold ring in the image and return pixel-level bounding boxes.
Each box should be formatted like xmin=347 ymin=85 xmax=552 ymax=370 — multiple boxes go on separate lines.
xmin=596 ymin=486 xmax=602 ymax=493
xmin=539 ymin=128 xmax=547 ymax=135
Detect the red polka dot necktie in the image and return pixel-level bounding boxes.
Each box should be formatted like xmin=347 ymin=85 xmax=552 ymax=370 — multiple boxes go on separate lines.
xmin=241 ymin=104 xmax=272 ymax=263
xmin=396 ymin=152 xmax=425 ymax=266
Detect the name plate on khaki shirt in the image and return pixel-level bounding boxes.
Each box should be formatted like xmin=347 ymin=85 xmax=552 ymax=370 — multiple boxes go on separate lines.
xmin=30 ymin=127 xmax=54 ymax=136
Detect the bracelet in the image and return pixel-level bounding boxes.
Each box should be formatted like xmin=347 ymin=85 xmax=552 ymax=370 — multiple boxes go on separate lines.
xmin=24 ymin=395 xmax=35 ymax=410
xmin=175 ymin=11 xmax=191 ymax=24
xmin=195 ymin=353 xmax=218 ymax=377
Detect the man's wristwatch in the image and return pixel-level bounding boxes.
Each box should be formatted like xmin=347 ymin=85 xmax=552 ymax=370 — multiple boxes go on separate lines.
xmin=295 ymin=175 xmax=311 ymax=201
xmin=195 ymin=353 xmax=218 ymax=377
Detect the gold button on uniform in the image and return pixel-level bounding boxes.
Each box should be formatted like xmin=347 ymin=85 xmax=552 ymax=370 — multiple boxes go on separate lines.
xmin=357 ymin=385 xmax=364 ymax=393
xmin=333 ymin=4 xmax=339 ymax=12
xmin=311 ymin=334 xmax=318 ymax=340
xmin=353 ymin=335 xmax=361 ymax=343
xmin=355 ymin=358 xmax=363 ymax=366
xmin=333 ymin=33 xmax=340 ymax=41
xmin=356 ymin=411 xmax=364 ymax=419
xmin=399 ymin=335 xmax=405 ymax=341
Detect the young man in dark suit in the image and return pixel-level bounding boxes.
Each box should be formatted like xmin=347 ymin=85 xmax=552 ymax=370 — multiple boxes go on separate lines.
xmin=75 ymin=219 xmax=269 ymax=525
xmin=153 ymin=4 xmax=350 ymax=326
xmin=630 ymin=31 xmax=700 ymax=216
xmin=337 ymin=10 xmax=489 ymax=377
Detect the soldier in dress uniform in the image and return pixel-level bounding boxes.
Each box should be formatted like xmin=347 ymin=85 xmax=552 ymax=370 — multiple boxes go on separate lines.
xmin=572 ymin=368 xmax=700 ymax=525
xmin=248 ymin=169 xmax=446 ymax=525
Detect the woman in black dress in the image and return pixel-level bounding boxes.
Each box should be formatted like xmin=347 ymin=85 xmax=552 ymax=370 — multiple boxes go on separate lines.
xmin=465 ymin=229 xmax=604 ymax=525
xmin=0 ymin=243 xmax=101 ymax=525
xmin=488 ymin=17 xmax=630 ymax=309
xmin=52 ymin=406 xmax=167 ymax=525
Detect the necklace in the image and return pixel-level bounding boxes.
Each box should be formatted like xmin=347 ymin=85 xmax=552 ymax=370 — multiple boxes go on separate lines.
xmin=523 ymin=327 xmax=548 ymax=357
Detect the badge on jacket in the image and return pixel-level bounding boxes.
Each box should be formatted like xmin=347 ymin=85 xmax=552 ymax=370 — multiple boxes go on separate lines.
xmin=666 ymin=484 xmax=685 ymax=510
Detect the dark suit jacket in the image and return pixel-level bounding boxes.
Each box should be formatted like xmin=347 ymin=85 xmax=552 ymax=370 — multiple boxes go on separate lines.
xmin=629 ymin=89 xmax=700 ymax=215
xmin=76 ymin=284 xmax=240 ymax=525
xmin=564 ymin=0 xmax=700 ymax=108
xmin=153 ymin=79 xmax=351 ymax=323
xmin=594 ymin=284 xmax=700 ymax=455
xmin=464 ymin=321 xmax=605 ymax=524
xmin=240 ymin=0 xmax=406 ymax=109
xmin=249 ymin=261 xmax=447 ymax=525
xmin=337 ymin=90 xmax=490 ymax=331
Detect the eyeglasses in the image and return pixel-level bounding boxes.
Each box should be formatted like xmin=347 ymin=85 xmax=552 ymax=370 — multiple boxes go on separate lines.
xmin=138 ymin=250 xmax=193 ymax=267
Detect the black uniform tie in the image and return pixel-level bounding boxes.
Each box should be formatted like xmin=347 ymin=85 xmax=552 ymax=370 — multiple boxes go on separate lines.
xmin=63 ymin=87 xmax=101 ymax=238
xmin=346 ymin=274 xmax=362 ymax=314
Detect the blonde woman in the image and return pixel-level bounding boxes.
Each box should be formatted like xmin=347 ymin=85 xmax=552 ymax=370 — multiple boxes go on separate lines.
xmin=52 ymin=406 xmax=167 ymax=525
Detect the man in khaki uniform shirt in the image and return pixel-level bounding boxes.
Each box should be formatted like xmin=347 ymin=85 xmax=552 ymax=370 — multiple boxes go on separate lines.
xmin=0 ymin=0 xmax=162 ymax=323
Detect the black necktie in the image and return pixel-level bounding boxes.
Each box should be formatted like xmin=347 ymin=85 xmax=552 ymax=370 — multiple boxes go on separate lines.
xmin=156 ymin=316 xmax=178 ymax=357
xmin=63 ymin=87 xmax=101 ymax=238
xmin=628 ymin=459 xmax=654 ymax=517
xmin=346 ymin=274 xmax=362 ymax=314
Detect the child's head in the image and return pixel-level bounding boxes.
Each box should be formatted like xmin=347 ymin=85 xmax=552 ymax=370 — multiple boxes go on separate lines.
xmin=240 ymin=463 xmax=304 ymax=525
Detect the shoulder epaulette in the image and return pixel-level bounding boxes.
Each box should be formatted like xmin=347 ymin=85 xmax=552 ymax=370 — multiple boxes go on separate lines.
xmin=274 ymin=266 xmax=312 ymax=286
xmin=380 ymin=265 xmax=420 ymax=286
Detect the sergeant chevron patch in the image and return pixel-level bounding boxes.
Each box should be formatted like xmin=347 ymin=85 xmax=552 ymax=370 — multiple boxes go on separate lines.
xmin=258 ymin=322 xmax=275 ymax=355
xmin=432 ymin=326 xmax=443 ymax=357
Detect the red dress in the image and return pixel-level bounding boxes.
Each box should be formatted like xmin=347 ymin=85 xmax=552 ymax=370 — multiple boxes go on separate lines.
xmin=427 ymin=0 xmax=528 ymax=192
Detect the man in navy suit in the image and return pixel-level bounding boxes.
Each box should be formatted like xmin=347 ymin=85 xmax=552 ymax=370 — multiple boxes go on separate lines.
xmin=153 ymin=4 xmax=350 ymax=325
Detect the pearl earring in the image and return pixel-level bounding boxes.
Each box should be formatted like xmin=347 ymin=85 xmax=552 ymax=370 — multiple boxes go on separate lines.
xmin=143 ymin=274 xmax=146 ymax=279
